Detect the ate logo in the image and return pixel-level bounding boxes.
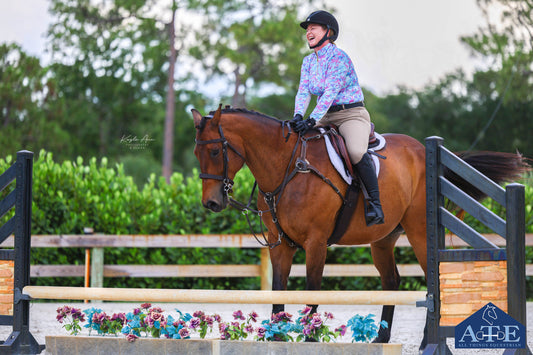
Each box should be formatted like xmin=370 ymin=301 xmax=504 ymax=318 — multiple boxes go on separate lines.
xmin=455 ymin=302 xmax=526 ymax=349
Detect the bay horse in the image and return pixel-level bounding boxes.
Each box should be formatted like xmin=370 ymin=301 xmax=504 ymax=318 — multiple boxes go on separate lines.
xmin=192 ymin=105 xmax=528 ymax=348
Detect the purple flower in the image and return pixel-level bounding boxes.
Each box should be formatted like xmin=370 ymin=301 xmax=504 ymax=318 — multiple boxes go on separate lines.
xmin=219 ymin=322 xmax=230 ymax=340
xmin=232 ymin=310 xmax=245 ymax=320
xmin=111 ymin=313 xmax=126 ymax=325
xmin=256 ymin=327 xmax=266 ymax=339
xmin=300 ymin=306 xmax=313 ymax=316
xmin=214 ymin=314 xmax=221 ymax=323
xmin=248 ymin=311 xmax=258 ymax=323
xmin=244 ymin=324 xmax=254 ymax=333
xmin=189 ymin=318 xmax=201 ymax=329
xmin=204 ymin=316 xmax=214 ymax=327
xmin=193 ymin=310 xmax=205 ymax=318
xmin=150 ymin=307 xmax=163 ymax=313
xmin=126 ymin=334 xmax=138 ymax=342
xmin=272 ymin=311 xmax=292 ymax=323
xmin=179 ymin=327 xmax=190 ymax=338
xmin=324 ymin=312 xmax=334 ymax=320
xmin=311 ymin=314 xmax=322 ymax=328
xmin=141 ymin=303 xmax=151 ymax=309
xmin=335 ymin=324 xmax=347 ymax=336
xmin=133 ymin=308 xmax=141 ymax=315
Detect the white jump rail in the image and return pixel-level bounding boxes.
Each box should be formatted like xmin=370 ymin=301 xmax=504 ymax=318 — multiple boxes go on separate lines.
xmin=22 ymin=286 xmax=427 ymax=306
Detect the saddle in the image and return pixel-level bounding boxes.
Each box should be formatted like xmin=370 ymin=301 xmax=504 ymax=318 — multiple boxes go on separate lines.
xmin=320 ymin=124 xmax=386 ymax=245
xmin=323 ymin=123 xmax=383 ymax=179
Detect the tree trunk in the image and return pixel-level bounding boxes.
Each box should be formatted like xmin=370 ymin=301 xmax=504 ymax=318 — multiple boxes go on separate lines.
xmin=162 ymin=3 xmax=177 ymax=183
xmin=231 ymin=68 xmax=246 ymax=108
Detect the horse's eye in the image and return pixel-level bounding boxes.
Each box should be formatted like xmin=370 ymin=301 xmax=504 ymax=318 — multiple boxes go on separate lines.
xmin=210 ymin=148 xmax=220 ymax=157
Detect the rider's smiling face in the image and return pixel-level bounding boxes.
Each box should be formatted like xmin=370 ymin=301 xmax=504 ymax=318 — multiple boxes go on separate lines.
xmin=306 ymin=24 xmax=328 ymax=50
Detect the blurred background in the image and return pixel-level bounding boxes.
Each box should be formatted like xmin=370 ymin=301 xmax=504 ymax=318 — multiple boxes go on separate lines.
xmin=1 ymin=0 xmax=531 ymax=185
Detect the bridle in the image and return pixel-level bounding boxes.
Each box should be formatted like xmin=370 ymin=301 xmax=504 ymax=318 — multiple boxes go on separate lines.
xmin=195 ymin=124 xmax=245 ymax=195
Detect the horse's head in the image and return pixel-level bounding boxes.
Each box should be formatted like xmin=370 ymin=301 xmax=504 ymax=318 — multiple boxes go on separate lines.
xmin=192 ymin=105 xmax=245 ymax=212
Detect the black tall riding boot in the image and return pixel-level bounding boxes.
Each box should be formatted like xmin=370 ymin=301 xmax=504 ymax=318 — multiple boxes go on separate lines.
xmin=354 ymin=153 xmax=384 ymax=226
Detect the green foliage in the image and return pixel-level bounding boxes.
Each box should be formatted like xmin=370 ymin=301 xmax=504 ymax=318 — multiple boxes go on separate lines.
xmin=0 ymin=43 xmax=69 ymax=156
xmin=188 ymin=0 xmax=328 ymax=106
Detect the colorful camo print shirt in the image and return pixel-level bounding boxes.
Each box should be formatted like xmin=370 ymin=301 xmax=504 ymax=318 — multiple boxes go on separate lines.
xmin=294 ymin=43 xmax=364 ymax=122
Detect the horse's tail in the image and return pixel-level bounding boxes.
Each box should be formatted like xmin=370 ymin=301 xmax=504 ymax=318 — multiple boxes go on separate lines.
xmin=443 ymin=150 xmax=531 ymax=201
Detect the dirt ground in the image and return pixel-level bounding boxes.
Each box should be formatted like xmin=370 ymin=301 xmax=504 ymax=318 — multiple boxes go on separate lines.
xmin=1 ymin=302 xmax=532 ymax=354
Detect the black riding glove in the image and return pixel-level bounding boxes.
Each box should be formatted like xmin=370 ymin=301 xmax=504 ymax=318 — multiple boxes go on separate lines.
xmin=294 ymin=117 xmax=316 ymax=134
xmin=289 ymin=114 xmax=303 ymax=129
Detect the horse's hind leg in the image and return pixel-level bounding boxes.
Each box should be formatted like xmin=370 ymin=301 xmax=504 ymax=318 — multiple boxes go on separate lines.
xmin=370 ymin=226 xmax=403 ymax=343
xmin=269 ymin=238 xmax=297 ymax=314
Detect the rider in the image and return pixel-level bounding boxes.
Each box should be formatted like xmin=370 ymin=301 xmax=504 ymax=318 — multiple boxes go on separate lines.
xmin=291 ymin=10 xmax=384 ymax=226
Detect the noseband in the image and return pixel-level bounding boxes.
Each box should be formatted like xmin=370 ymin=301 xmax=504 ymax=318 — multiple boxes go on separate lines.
xmin=195 ymin=124 xmax=245 ymax=194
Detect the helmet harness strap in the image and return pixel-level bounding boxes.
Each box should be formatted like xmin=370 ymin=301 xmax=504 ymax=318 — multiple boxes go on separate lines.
xmin=309 ymin=24 xmax=333 ymax=49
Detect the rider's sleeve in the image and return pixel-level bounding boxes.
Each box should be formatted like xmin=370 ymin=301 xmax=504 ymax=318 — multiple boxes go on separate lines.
xmin=309 ymin=53 xmax=350 ymax=122
xmin=294 ymin=57 xmax=311 ymax=117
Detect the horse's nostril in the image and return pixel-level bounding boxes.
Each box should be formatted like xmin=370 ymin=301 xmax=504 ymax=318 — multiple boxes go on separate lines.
xmin=206 ymin=200 xmax=222 ymax=212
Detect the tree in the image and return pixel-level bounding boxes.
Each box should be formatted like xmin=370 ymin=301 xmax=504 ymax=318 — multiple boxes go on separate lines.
xmin=0 ymin=43 xmax=69 ymax=156
xmin=188 ymin=0 xmax=328 ymax=108
xmin=46 ymin=0 xmax=201 ymax=181
xmin=459 ymin=0 xmax=533 ymax=154
xmin=461 ymin=0 xmax=533 ymax=103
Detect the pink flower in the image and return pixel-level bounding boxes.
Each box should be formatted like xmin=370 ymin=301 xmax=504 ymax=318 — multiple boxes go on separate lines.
xmin=193 ymin=311 xmax=205 ymax=318
xmin=324 ymin=312 xmax=334 ymax=320
xmin=141 ymin=303 xmax=151 ymax=309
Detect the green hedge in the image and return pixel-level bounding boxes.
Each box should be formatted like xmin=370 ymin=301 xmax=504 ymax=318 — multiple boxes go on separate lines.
xmin=0 ymin=151 xmax=531 ymax=293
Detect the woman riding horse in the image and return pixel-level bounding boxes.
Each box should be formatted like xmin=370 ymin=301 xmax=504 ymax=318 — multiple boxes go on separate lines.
xmin=291 ymin=10 xmax=384 ymax=226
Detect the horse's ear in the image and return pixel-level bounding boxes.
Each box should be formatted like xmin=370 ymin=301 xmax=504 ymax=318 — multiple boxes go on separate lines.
xmin=211 ymin=103 xmax=223 ymax=126
xmin=191 ymin=109 xmax=203 ymax=129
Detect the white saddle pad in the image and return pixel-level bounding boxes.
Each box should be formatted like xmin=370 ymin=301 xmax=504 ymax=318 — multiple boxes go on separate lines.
xmin=321 ymin=128 xmax=386 ymax=185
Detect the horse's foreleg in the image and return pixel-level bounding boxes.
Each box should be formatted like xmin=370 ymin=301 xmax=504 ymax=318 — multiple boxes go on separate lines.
xmin=370 ymin=229 xmax=402 ymax=343
xmin=269 ymin=239 xmax=297 ymax=314
xmin=304 ymin=241 xmax=328 ymax=314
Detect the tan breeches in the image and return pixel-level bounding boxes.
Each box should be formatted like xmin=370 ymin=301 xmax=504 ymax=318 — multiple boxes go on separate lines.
xmin=319 ymin=106 xmax=371 ymax=164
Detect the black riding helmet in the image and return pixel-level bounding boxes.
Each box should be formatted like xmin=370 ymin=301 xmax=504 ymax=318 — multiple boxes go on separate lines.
xmin=300 ymin=10 xmax=339 ymax=48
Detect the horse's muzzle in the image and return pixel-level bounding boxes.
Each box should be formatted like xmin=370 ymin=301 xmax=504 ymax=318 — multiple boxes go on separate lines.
xmin=204 ymin=199 xmax=224 ymax=212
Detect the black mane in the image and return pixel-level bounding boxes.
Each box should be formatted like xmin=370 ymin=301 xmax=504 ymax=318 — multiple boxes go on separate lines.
xmin=208 ymin=107 xmax=283 ymax=123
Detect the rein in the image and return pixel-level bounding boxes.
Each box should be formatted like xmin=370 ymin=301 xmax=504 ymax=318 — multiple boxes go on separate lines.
xmin=197 ymin=119 xmax=345 ymax=249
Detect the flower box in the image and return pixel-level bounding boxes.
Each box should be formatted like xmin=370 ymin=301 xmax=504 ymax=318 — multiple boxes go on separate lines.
xmin=45 ymin=336 xmax=402 ymax=355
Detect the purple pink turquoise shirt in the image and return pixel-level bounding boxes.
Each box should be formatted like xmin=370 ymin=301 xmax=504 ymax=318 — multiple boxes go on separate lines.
xmin=294 ymin=43 xmax=364 ymax=121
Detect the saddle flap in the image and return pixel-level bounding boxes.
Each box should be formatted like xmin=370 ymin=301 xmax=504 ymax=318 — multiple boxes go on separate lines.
xmin=325 ymin=126 xmax=354 ymax=177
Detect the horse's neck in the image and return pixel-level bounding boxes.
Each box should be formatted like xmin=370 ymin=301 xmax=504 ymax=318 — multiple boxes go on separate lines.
xmin=227 ymin=114 xmax=294 ymax=192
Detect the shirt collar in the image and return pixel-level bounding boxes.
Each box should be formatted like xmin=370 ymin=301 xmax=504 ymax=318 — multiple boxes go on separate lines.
xmin=314 ymin=43 xmax=335 ymax=58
